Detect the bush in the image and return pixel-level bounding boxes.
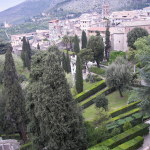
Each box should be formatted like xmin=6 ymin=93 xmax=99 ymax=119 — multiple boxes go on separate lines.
xmin=123 ymin=122 xmax=132 ymax=131
xmin=94 ymin=123 xmax=149 ymax=149
xmin=75 ymin=80 xmax=106 ymax=103
xmin=89 ymin=67 xmax=105 ymax=75
xmin=0 ymin=134 xmax=20 ymax=140
xmin=89 ymin=146 xmax=110 ymax=150
xmin=110 ymin=100 xmax=141 ymax=118
xmin=86 ymin=74 xmax=102 ymax=83
xmin=95 ymin=94 xmax=108 ymax=111
xmin=109 ymin=51 xmax=126 ymax=63
xmin=112 ymin=136 xmax=144 ymax=150
xmin=111 ymin=128 xmax=121 ymax=137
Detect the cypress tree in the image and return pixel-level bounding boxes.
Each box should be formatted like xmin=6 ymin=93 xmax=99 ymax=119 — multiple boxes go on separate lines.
xmin=21 ymin=37 xmax=31 ymax=70
xmin=66 ymin=51 xmax=71 ymax=73
xmin=75 ymin=56 xmax=83 ymax=93
xmin=27 ymin=51 xmax=87 ymax=150
xmin=105 ymin=26 xmax=111 ymax=61
xmin=82 ymin=31 xmax=87 ymax=49
xmin=74 ymin=35 xmax=80 ymax=54
xmin=62 ymin=52 xmax=68 ymax=72
xmin=3 ymin=47 xmax=27 ymax=142
xmin=37 ymin=43 xmax=40 ymax=50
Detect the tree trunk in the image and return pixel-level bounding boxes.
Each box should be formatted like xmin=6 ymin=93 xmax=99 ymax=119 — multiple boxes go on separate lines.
xmin=18 ymin=123 xmax=27 ymax=143
xmin=96 ymin=60 xmax=100 ymax=68
xmin=118 ymin=88 xmax=123 ymax=97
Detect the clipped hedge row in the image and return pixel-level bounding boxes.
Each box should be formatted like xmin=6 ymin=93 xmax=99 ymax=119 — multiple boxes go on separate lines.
xmin=75 ymin=80 xmax=106 ymax=103
xmin=112 ymin=136 xmax=144 ymax=150
xmin=109 ymin=108 xmax=141 ymax=123
xmin=110 ymin=100 xmax=141 ymax=118
xmin=0 ymin=133 xmax=20 ymax=140
xmin=80 ymin=87 xmax=115 ymax=109
xmin=20 ymin=142 xmax=33 ymax=150
xmin=93 ymin=123 xmax=149 ymax=149
xmin=107 ymin=112 xmax=143 ymax=131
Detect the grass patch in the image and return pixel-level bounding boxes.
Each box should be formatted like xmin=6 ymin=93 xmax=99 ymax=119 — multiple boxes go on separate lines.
xmin=83 ymin=91 xmax=129 ymax=121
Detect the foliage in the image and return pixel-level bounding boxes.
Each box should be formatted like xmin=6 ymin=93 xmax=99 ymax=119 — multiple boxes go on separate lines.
xmin=87 ymin=35 xmax=104 ymax=67
xmin=105 ymin=26 xmax=111 ymax=61
xmin=123 ymin=122 xmax=132 ymax=131
xmin=21 ymin=37 xmax=31 ymax=70
xmin=85 ymin=74 xmax=102 ymax=83
xmin=37 ymin=43 xmax=40 ymax=50
xmin=106 ymin=57 xmax=132 ymax=97
xmin=133 ymin=36 xmax=150 ymax=114
xmin=62 ymin=52 xmax=68 ymax=72
xmin=62 ymin=35 xmax=70 ymax=49
xmin=95 ymin=94 xmax=108 ymax=111
xmin=89 ymin=146 xmax=110 ymax=150
xmin=0 ymin=42 xmax=9 ymax=54
xmin=112 ymin=136 xmax=144 ymax=150
xmin=127 ymin=27 xmax=148 ymax=49
xmin=109 ymin=51 xmax=126 ymax=63
xmin=75 ymin=56 xmax=83 ymax=93
xmin=65 ymin=73 xmax=74 ymax=88
xmin=89 ymin=67 xmax=105 ymax=76
xmin=93 ymin=123 xmax=149 ymax=149
xmin=85 ymin=122 xmax=109 ymax=147
xmin=82 ymin=30 xmax=87 ymax=49
xmin=66 ymin=51 xmax=71 ymax=73
xmin=111 ymin=128 xmax=121 ymax=137
xmin=74 ymin=35 xmax=80 ymax=53
xmin=26 ymin=51 xmax=87 ymax=150
xmin=75 ymin=80 xmax=106 ymax=103
xmin=3 ymin=48 xmax=27 ymax=141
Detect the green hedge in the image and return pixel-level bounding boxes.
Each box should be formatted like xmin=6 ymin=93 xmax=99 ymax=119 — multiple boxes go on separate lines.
xmin=89 ymin=67 xmax=105 ymax=75
xmin=92 ymin=123 xmax=149 ymax=149
xmin=112 ymin=136 xmax=144 ymax=150
xmin=0 ymin=133 xmax=20 ymax=140
xmin=107 ymin=112 xmax=143 ymax=131
xmin=75 ymin=80 xmax=106 ymax=103
xmin=109 ymin=108 xmax=141 ymax=123
xmin=63 ymin=50 xmax=75 ymax=55
xmin=80 ymin=87 xmax=114 ymax=109
xmin=110 ymin=100 xmax=141 ymax=118
xmin=20 ymin=142 xmax=33 ymax=150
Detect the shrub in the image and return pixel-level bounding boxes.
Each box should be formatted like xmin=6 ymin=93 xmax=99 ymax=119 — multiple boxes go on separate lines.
xmin=89 ymin=146 xmax=110 ymax=150
xmin=110 ymin=100 xmax=141 ymax=118
xmin=109 ymin=51 xmax=126 ymax=63
xmin=86 ymin=74 xmax=102 ymax=83
xmin=95 ymin=94 xmax=108 ymax=111
xmin=112 ymin=136 xmax=144 ymax=150
xmin=123 ymin=122 xmax=132 ymax=131
xmin=89 ymin=67 xmax=105 ymax=75
xmin=75 ymin=80 xmax=106 ymax=103
xmin=94 ymin=123 xmax=149 ymax=149
xmin=111 ymin=128 xmax=121 ymax=137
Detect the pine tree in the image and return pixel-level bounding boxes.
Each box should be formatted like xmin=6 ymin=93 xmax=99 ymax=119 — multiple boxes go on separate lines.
xmin=105 ymin=26 xmax=111 ymax=61
xmin=37 ymin=43 xmax=40 ymax=50
xmin=75 ymin=56 xmax=83 ymax=93
xmin=21 ymin=37 xmax=31 ymax=70
xmin=82 ymin=31 xmax=87 ymax=49
xmin=66 ymin=51 xmax=71 ymax=73
xmin=62 ymin=52 xmax=68 ymax=72
xmin=74 ymin=35 xmax=80 ymax=54
xmin=3 ymin=47 xmax=27 ymax=142
xmin=27 ymin=51 xmax=87 ymax=150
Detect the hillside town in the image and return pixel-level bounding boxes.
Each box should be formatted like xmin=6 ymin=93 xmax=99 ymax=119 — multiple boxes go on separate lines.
xmin=11 ymin=4 xmax=150 ymax=54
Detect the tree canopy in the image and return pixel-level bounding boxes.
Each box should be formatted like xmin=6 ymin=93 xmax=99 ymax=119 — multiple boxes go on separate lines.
xmin=127 ymin=27 xmax=149 ymax=49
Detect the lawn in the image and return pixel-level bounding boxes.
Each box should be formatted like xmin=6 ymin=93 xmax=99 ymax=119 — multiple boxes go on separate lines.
xmin=83 ymin=90 xmax=129 ymax=121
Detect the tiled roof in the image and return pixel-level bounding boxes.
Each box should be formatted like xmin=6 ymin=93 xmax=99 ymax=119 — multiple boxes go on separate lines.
xmin=88 ymin=27 xmax=106 ymax=32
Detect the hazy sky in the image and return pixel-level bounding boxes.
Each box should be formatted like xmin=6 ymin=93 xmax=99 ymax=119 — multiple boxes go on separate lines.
xmin=0 ymin=0 xmax=25 ymax=12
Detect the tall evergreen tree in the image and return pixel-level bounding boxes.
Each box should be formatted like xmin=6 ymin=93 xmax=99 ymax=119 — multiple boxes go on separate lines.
xmin=82 ymin=31 xmax=87 ymax=49
xmin=105 ymin=26 xmax=111 ymax=61
xmin=37 ymin=43 xmax=40 ymax=50
xmin=62 ymin=52 xmax=68 ymax=72
xmin=75 ymin=56 xmax=83 ymax=93
xmin=87 ymin=35 xmax=104 ymax=68
xmin=26 ymin=51 xmax=87 ymax=150
xmin=66 ymin=51 xmax=71 ymax=73
xmin=74 ymin=35 xmax=80 ymax=54
xmin=21 ymin=37 xmax=31 ymax=70
xmin=3 ymin=47 xmax=27 ymax=142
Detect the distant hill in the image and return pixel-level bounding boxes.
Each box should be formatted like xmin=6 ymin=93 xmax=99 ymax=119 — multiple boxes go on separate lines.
xmin=0 ymin=0 xmax=149 ymax=24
